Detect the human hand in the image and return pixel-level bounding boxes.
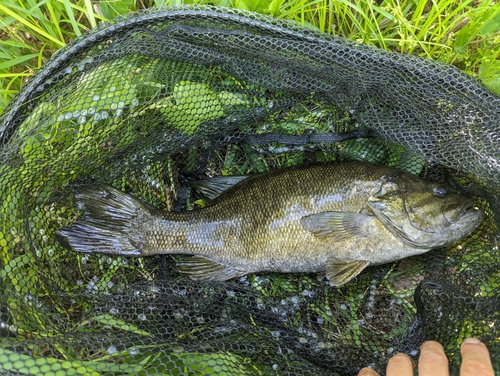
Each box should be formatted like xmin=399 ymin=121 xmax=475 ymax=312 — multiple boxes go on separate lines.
xmin=358 ymin=338 xmax=494 ymax=376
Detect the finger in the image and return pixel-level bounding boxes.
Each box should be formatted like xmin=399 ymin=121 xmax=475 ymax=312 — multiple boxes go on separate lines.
xmin=460 ymin=338 xmax=494 ymax=376
xmin=357 ymin=367 xmax=380 ymax=376
xmin=418 ymin=340 xmax=449 ymax=376
xmin=386 ymin=353 xmax=415 ymax=376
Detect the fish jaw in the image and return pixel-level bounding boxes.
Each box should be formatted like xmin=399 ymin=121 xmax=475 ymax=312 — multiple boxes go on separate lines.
xmin=434 ymin=206 xmax=485 ymax=248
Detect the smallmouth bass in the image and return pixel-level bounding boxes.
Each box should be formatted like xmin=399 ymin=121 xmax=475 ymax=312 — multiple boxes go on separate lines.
xmin=56 ymin=162 xmax=485 ymax=286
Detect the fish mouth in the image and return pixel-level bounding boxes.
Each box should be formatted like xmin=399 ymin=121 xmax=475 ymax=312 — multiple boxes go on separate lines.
xmin=444 ymin=200 xmax=482 ymax=224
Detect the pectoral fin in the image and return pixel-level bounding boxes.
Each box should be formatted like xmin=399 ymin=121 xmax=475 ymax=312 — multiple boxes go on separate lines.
xmin=326 ymin=259 xmax=371 ymax=286
xmin=177 ymin=255 xmax=248 ymax=281
xmin=300 ymin=212 xmax=372 ymax=240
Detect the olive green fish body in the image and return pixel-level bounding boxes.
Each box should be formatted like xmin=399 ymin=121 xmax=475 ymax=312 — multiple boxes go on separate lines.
xmin=56 ymin=162 xmax=485 ymax=286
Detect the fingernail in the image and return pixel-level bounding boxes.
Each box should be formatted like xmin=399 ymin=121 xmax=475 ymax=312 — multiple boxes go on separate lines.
xmin=463 ymin=338 xmax=481 ymax=344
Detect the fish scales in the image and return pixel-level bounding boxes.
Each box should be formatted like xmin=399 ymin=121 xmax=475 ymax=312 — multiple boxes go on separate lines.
xmin=134 ymin=163 xmax=387 ymax=267
xmin=56 ymin=162 xmax=485 ymax=286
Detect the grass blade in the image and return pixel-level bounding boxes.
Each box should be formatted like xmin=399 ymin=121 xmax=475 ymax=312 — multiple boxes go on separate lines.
xmin=44 ymin=1 xmax=65 ymax=43
xmin=0 ymin=54 xmax=39 ymax=71
xmin=62 ymin=0 xmax=81 ymax=37
xmin=0 ymin=3 xmax=65 ymax=47
xmin=83 ymin=0 xmax=97 ymax=28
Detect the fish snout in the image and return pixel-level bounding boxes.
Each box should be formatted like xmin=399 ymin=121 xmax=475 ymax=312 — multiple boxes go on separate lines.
xmin=443 ymin=199 xmax=481 ymax=224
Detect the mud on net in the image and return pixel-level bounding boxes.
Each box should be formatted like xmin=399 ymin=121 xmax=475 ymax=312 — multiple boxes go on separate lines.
xmin=0 ymin=6 xmax=499 ymax=375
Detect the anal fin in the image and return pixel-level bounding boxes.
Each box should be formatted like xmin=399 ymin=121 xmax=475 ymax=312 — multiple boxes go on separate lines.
xmin=177 ymin=256 xmax=248 ymax=281
xmin=326 ymin=259 xmax=371 ymax=287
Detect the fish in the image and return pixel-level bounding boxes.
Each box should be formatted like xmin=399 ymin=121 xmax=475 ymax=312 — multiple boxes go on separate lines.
xmin=55 ymin=162 xmax=485 ymax=286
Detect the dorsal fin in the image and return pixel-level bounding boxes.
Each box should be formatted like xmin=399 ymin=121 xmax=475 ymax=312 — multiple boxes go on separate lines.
xmin=188 ymin=175 xmax=254 ymax=202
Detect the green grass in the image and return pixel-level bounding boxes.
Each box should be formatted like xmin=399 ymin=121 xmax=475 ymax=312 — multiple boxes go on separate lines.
xmin=1 ymin=0 xmax=500 ymax=113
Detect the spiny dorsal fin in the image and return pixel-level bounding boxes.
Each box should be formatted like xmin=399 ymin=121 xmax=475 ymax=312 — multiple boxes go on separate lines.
xmin=187 ymin=175 xmax=251 ymax=202
xmin=326 ymin=259 xmax=371 ymax=287
xmin=177 ymin=256 xmax=248 ymax=281
xmin=300 ymin=212 xmax=372 ymax=240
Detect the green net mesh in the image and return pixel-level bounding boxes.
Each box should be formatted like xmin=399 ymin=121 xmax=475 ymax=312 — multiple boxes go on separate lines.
xmin=0 ymin=6 xmax=499 ymax=375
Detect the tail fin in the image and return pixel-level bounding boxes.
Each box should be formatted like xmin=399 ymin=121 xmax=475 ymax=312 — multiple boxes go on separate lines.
xmin=56 ymin=185 xmax=153 ymax=255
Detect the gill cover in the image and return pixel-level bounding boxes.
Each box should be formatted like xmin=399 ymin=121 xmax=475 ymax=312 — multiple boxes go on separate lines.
xmin=366 ymin=180 xmax=426 ymax=248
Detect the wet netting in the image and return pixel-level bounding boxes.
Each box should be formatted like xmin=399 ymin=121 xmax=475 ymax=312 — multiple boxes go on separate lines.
xmin=1 ymin=5 xmax=499 ymax=375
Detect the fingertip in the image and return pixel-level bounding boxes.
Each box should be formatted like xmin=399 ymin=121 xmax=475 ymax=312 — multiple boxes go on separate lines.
xmin=386 ymin=353 xmax=415 ymax=376
xmin=357 ymin=367 xmax=380 ymax=376
xmin=421 ymin=340 xmax=445 ymax=352
xmin=462 ymin=337 xmax=481 ymax=345
xmin=460 ymin=338 xmax=494 ymax=376
xmin=418 ymin=340 xmax=449 ymax=375
xmin=460 ymin=338 xmax=489 ymax=353
xmin=390 ymin=353 xmax=415 ymax=366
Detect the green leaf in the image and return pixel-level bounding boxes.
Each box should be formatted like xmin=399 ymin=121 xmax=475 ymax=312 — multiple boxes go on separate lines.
xmin=481 ymin=74 xmax=500 ymax=96
xmin=178 ymin=351 xmax=262 ymax=375
xmin=237 ymin=0 xmax=271 ymax=13
xmin=453 ymin=24 xmax=470 ymax=54
xmin=478 ymin=59 xmax=500 ymax=95
xmin=173 ymin=81 xmax=223 ymax=114
xmin=0 ymin=347 xmax=144 ymax=375
xmin=99 ymin=0 xmax=136 ymax=19
xmin=84 ymin=314 xmax=152 ymax=336
xmin=157 ymin=81 xmax=225 ymax=135
xmin=478 ymin=8 xmax=500 ymax=36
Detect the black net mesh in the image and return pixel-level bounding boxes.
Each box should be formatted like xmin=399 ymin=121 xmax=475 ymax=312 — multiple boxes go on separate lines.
xmin=0 ymin=5 xmax=499 ymax=375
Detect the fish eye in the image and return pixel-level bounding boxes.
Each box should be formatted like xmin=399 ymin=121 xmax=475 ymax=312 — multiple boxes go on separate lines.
xmin=432 ymin=185 xmax=448 ymax=197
